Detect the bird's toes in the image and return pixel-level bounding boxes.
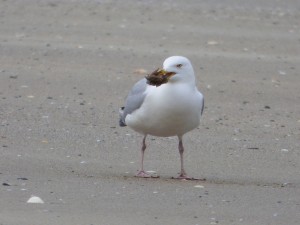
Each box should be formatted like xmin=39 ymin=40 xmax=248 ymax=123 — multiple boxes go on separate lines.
xmin=135 ymin=170 xmax=159 ymax=178
xmin=172 ymin=174 xmax=191 ymax=180
xmin=172 ymin=174 xmax=205 ymax=181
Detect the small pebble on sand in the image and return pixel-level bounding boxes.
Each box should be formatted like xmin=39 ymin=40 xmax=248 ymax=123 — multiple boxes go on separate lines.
xmin=27 ymin=196 xmax=44 ymax=204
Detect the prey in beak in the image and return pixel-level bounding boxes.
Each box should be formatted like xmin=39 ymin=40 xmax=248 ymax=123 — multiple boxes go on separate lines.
xmin=145 ymin=68 xmax=176 ymax=87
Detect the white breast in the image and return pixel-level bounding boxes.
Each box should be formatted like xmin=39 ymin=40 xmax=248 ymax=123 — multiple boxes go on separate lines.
xmin=125 ymin=83 xmax=203 ymax=137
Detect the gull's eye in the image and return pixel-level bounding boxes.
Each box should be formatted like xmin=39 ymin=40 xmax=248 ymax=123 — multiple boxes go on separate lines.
xmin=176 ymin=64 xmax=183 ymax=68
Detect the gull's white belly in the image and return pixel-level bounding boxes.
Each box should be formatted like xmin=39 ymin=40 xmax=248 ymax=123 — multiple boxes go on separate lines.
xmin=126 ymin=84 xmax=202 ymax=137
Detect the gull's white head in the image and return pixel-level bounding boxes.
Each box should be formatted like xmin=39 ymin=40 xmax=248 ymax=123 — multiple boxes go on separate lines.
xmin=163 ymin=56 xmax=195 ymax=84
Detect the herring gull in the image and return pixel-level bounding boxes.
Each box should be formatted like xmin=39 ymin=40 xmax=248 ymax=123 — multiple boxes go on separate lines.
xmin=119 ymin=56 xmax=204 ymax=179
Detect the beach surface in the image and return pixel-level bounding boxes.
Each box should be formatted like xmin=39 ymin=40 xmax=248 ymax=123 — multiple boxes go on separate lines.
xmin=1 ymin=0 xmax=300 ymax=224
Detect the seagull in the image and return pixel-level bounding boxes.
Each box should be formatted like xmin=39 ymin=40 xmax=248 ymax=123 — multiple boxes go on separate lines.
xmin=119 ymin=56 xmax=204 ymax=179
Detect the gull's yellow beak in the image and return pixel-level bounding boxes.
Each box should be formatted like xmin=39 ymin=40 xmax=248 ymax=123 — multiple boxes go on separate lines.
xmin=157 ymin=69 xmax=176 ymax=77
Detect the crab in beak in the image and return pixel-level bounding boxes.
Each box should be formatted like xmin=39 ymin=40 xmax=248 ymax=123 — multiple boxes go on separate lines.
xmin=145 ymin=68 xmax=176 ymax=87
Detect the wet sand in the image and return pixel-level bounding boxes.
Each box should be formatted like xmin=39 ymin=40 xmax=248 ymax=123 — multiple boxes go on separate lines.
xmin=1 ymin=0 xmax=300 ymax=224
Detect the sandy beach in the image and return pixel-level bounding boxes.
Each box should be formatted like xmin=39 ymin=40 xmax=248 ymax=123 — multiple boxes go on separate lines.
xmin=1 ymin=0 xmax=300 ymax=224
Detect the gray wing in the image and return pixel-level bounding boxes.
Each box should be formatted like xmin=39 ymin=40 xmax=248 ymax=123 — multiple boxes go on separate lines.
xmin=119 ymin=78 xmax=148 ymax=126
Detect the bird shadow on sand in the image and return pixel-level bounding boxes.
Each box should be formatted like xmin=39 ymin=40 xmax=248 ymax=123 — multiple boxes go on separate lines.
xmin=121 ymin=174 xmax=298 ymax=188
xmin=69 ymin=169 xmax=298 ymax=188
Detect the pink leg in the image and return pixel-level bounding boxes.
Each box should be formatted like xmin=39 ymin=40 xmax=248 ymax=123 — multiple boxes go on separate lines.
xmin=173 ymin=137 xmax=205 ymax=181
xmin=177 ymin=137 xmax=189 ymax=179
xmin=135 ymin=135 xmax=159 ymax=178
